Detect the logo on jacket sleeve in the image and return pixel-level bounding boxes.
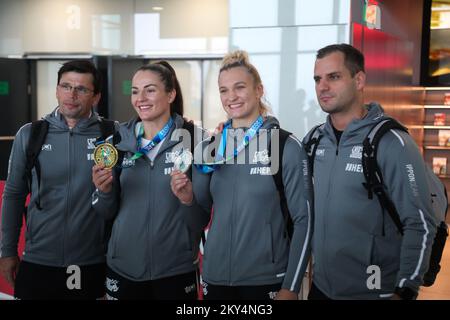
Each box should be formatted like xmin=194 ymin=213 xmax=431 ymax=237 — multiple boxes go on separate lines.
xmin=350 ymin=146 xmax=363 ymax=159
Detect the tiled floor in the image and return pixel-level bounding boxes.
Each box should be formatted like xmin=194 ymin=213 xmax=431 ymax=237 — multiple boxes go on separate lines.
xmin=418 ymin=225 xmax=450 ymax=300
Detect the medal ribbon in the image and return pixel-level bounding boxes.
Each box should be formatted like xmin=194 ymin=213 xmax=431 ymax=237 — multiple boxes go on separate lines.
xmin=131 ymin=117 xmax=174 ymax=160
xmin=195 ymin=115 xmax=264 ymax=173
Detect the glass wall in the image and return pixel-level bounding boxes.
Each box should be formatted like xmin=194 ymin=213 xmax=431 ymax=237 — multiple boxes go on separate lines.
xmin=106 ymin=57 xmax=223 ymax=131
xmin=36 ymin=60 xmax=68 ymax=119
xmin=229 ymin=0 xmax=350 ymax=138
xmin=0 ymin=0 xmax=228 ymax=56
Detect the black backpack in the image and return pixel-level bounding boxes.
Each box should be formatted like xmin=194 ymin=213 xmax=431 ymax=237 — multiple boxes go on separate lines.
xmin=305 ymin=119 xmax=448 ymax=287
xmin=269 ymin=127 xmax=294 ymax=240
xmin=24 ymin=118 xmax=118 ymax=212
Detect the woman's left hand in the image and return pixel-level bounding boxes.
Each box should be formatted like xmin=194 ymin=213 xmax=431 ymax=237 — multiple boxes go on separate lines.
xmin=170 ymin=170 xmax=194 ymax=205
xmin=274 ymin=288 xmax=298 ymax=300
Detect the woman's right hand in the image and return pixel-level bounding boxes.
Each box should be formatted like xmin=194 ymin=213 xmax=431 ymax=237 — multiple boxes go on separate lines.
xmin=92 ymin=164 xmax=113 ymax=193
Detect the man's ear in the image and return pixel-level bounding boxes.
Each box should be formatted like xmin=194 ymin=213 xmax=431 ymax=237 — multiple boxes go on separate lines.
xmin=93 ymin=92 xmax=101 ymax=107
xmin=355 ymin=71 xmax=366 ymax=90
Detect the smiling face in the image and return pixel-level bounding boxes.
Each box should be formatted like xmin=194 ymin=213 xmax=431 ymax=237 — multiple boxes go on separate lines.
xmin=313 ymin=51 xmax=365 ymax=116
xmin=56 ymin=71 xmax=100 ymax=122
xmin=131 ymin=70 xmax=175 ymax=122
xmin=218 ymin=66 xmax=263 ymax=125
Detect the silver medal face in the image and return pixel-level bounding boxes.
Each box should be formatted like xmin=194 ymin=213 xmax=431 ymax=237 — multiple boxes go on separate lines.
xmin=173 ymin=150 xmax=193 ymax=173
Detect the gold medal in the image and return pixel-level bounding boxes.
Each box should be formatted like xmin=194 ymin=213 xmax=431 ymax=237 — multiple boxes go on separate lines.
xmin=93 ymin=143 xmax=119 ymax=168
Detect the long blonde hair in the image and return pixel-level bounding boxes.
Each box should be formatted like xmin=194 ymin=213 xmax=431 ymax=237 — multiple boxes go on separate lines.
xmin=219 ymin=50 xmax=270 ymax=116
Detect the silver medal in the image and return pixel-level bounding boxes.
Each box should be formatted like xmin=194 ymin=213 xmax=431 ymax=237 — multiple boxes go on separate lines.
xmin=173 ymin=150 xmax=193 ymax=173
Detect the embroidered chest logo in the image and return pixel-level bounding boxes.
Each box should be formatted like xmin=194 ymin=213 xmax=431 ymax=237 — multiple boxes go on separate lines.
xmin=41 ymin=144 xmax=52 ymax=151
xmin=252 ymin=149 xmax=270 ymax=165
xmin=345 ymin=163 xmax=363 ymax=173
xmin=165 ymin=151 xmax=180 ymax=164
xmin=250 ymin=167 xmax=272 ymax=175
xmin=316 ymin=149 xmax=325 ymax=157
xmin=350 ymin=146 xmax=363 ymax=159
xmin=87 ymin=138 xmax=96 ymax=150
xmin=121 ymin=157 xmax=135 ymax=168
xmin=106 ymin=277 xmax=119 ymax=292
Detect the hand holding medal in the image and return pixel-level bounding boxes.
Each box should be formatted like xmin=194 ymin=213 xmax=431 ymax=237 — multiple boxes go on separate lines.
xmin=92 ymin=134 xmax=118 ymax=193
xmin=171 ymin=149 xmax=194 ymax=205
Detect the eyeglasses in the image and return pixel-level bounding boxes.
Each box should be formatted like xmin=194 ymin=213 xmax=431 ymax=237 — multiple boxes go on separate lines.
xmin=58 ymin=83 xmax=94 ymax=96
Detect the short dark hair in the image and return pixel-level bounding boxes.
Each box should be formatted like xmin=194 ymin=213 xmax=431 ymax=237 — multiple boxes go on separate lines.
xmin=57 ymin=60 xmax=102 ymax=94
xmin=316 ymin=44 xmax=365 ymax=76
xmin=135 ymin=61 xmax=184 ymax=116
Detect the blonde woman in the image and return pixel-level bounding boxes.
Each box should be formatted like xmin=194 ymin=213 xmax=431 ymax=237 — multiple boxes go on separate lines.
xmin=171 ymin=51 xmax=312 ymax=300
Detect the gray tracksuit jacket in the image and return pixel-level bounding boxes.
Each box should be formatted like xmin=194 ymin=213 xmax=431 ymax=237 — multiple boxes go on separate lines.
xmin=194 ymin=116 xmax=312 ymax=293
xmin=0 ymin=108 xmax=110 ymax=267
xmin=303 ymin=103 xmax=437 ymax=299
xmin=92 ymin=114 xmax=210 ymax=281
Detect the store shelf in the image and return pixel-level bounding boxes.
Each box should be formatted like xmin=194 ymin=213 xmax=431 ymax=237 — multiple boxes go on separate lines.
xmin=425 ymin=105 xmax=450 ymax=109
xmin=424 ymin=125 xmax=450 ymax=129
xmin=425 ymin=87 xmax=450 ymax=91
xmin=424 ymin=146 xmax=450 ymax=150
xmin=437 ymin=175 xmax=450 ymax=179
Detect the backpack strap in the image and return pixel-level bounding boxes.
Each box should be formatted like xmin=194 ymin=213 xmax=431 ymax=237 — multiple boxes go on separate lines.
xmin=361 ymin=118 xmax=408 ymax=235
xmin=25 ymin=120 xmax=49 ymax=211
xmin=304 ymin=123 xmax=325 ymax=176
xmin=269 ymin=127 xmax=292 ymax=239
xmin=98 ymin=118 xmax=121 ymax=145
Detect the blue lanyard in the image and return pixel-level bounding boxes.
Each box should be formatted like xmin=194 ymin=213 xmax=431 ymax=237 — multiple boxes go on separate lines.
xmin=195 ymin=115 xmax=264 ymax=173
xmin=131 ymin=117 xmax=174 ymax=160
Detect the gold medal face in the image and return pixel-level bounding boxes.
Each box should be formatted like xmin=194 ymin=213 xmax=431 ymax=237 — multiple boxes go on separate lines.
xmin=93 ymin=143 xmax=118 ymax=168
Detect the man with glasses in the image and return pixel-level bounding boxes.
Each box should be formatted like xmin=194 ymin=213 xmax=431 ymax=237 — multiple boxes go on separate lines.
xmin=0 ymin=60 xmax=112 ymax=299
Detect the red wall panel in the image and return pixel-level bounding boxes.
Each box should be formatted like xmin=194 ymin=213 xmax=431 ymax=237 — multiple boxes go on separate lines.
xmin=0 ymin=181 xmax=26 ymax=298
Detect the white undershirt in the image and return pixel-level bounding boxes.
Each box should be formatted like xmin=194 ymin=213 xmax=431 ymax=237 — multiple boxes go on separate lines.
xmin=136 ymin=122 xmax=166 ymax=162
